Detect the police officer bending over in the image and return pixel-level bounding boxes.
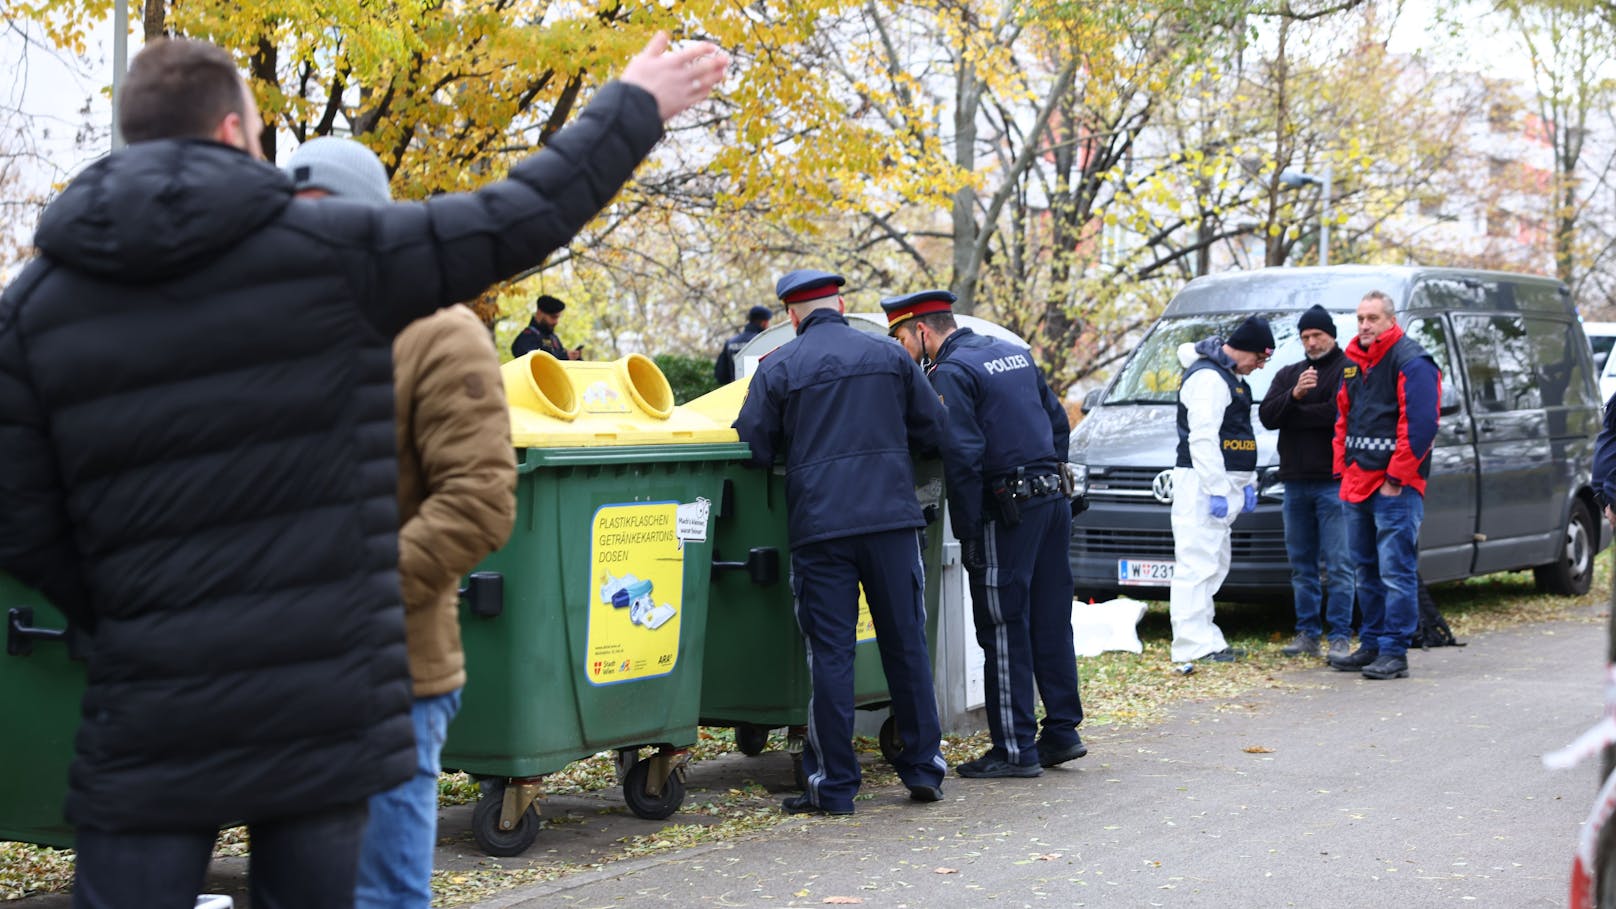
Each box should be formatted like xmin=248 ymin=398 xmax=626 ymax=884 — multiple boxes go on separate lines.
xmin=884 ymin=290 xmax=1087 ymax=778
xmin=733 ymin=269 xmax=950 ymax=815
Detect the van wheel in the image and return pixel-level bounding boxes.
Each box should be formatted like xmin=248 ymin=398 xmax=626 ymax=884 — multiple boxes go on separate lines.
xmin=1535 ymin=499 xmax=1595 ymax=596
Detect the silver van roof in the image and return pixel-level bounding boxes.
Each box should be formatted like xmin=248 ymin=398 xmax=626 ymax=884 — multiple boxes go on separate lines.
xmin=1165 ymin=265 xmax=1568 ymax=316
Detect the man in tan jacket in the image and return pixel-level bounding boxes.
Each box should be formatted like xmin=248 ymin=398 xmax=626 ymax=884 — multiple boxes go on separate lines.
xmin=285 ymin=137 xmax=517 ymax=909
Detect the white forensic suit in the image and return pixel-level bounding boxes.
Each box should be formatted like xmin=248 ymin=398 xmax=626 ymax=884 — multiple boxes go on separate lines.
xmin=1168 ymin=341 xmax=1256 ymax=661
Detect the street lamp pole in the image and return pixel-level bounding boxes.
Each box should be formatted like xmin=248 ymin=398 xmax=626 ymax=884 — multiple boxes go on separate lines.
xmin=1279 ymin=163 xmax=1332 ymax=266
xmin=111 ymin=0 xmax=127 ymax=150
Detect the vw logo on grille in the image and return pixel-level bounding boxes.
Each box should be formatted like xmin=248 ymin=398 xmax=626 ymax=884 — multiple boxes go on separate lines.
xmin=1151 ymin=469 xmax=1174 ymax=504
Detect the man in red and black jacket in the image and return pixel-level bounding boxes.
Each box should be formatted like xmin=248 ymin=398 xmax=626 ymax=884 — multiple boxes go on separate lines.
xmin=1329 ymin=290 xmax=1441 ymax=680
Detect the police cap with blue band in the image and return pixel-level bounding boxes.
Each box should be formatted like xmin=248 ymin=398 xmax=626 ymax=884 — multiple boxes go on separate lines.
xmin=775 ymin=269 xmax=846 ymax=304
xmin=881 ymin=289 xmax=956 ymax=334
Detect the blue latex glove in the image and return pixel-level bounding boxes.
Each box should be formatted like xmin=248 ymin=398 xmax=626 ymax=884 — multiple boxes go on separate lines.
xmin=1242 ymin=485 xmax=1257 ymax=513
xmin=1208 ymin=495 xmax=1228 ymax=519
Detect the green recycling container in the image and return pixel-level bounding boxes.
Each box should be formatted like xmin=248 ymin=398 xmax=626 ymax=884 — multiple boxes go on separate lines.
xmin=0 ymin=573 xmax=81 ymax=848
xmin=444 ymin=442 xmax=750 ymax=857
xmin=699 ymin=458 xmax=946 ymax=768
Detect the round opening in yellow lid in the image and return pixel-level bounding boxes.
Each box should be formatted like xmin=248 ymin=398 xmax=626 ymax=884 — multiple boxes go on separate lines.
xmin=618 ymin=353 xmax=674 ymax=420
xmin=520 ymin=352 xmax=580 ymax=420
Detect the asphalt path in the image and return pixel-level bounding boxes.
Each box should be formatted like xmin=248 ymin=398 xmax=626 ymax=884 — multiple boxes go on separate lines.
xmin=8 ymin=616 xmax=1605 ymax=908
xmin=470 ymin=617 xmax=1606 ymax=909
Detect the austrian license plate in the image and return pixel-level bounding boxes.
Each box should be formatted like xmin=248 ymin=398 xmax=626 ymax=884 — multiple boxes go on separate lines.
xmin=1117 ymin=559 xmax=1174 ymax=585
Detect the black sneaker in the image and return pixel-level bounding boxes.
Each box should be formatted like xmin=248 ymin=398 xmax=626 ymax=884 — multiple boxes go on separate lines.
xmin=1199 ymin=647 xmax=1246 ymax=663
xmin=781 ymin=795 xmax=853 ymax=816
xmin=1329 ymin=646 xmax=1379 ymax=672
xmin=956 ymin=752 xmax=1042 ymax=779
xmin=908 ymin=784 xmax=944 ymax=803
xmin=1361 ymin=654 xmax=1409 ymax=680
xmin=1036 ymin=739 xmax=1089 ymax=767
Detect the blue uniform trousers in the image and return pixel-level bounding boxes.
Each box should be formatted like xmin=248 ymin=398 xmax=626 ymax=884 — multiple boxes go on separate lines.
xmin=791 ymin=528 xmax=946 ymax=811
xmin=973 ymin=496 xmax=1084 ymax=767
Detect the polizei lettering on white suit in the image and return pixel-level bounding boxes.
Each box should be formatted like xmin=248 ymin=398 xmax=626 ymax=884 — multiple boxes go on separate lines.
xmin=983 ymin=353 xmax=1032 ymax=375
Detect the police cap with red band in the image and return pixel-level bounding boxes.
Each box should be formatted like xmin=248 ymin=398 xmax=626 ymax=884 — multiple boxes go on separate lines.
xmin=880 ymin=289 xmax=956 ymax=334
xmin=775 ymin=269 xmax=846 ymax=304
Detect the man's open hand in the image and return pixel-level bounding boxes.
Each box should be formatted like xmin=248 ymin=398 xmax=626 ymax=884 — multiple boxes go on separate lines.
xmin=620 ymin=32 xmax=730 ymax=122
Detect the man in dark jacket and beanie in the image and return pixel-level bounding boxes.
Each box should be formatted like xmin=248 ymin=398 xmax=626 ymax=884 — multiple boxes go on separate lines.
xmin=511 ymin=294 xmax=580 ymax=360
xmin=733 ymin=269 xmax=949 ymax=817
xmin=0 ymin=34 xmax=725 ymax=908
xmin=714 ymin=303 xmax=772 ymax=384
xmin=1259 ymin=304 xmax=1354 ymax=662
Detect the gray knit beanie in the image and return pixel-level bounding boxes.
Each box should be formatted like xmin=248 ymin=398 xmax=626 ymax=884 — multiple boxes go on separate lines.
xmin=283 ymin=137 xmax=392 ymax=206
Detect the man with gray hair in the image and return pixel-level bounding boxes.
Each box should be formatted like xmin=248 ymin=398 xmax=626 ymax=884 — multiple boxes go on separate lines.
xmin=285 ymin=137 xmax=517 ymax=909
xmin=1329 ymin=290 xmax=1440 ymax=680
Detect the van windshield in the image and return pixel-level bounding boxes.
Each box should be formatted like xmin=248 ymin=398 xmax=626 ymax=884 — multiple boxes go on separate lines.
xmin=1102 ymin=311 xmax=1358 ymax=405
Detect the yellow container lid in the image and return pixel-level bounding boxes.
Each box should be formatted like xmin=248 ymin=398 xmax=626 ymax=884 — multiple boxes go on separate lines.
xmin=682 ymin=378 xmax=749 ymax=427
xmin=504 ymin=353 xmax=740 ymax=447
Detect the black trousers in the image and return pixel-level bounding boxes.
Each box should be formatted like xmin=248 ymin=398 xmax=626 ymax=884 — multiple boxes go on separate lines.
xmin=73 ymin=801 xmax=369 ymax=909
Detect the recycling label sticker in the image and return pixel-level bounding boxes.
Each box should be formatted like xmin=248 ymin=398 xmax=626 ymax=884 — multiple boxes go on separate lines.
xmin=587 ymin=501 xmax=685 ymax=685
xmin=856 ymin=586 xmax=876 ymax=643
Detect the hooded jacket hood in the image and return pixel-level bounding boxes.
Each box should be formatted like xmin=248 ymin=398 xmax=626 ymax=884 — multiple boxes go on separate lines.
xmin=1178 ymin=336 xmax=1237 ymax=371
xmin=33 ymin=139 xmax=293 ymax=284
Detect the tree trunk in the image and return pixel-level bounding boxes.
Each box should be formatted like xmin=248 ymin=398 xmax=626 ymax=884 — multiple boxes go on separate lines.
xmin=951 ymin=61 xmax=982 ymax=313
xmin=1265 ymin=16 xmax=1292 ymax=268
xmin=142 ymin=0 xmax=165 ymax=40
xmin=249 ymin=36 xmax=278 ymax=162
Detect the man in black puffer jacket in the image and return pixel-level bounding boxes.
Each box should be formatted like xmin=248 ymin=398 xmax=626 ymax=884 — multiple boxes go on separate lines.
xmin=0 ymin=35 xmax=725 ymax=908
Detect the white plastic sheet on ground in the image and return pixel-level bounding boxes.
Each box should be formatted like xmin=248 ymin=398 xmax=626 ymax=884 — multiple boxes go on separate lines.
xmin=1070 ymin=597 xmax=1148 ymax=657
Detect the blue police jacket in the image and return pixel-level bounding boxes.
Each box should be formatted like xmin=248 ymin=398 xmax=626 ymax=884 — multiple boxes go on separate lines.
xmin=927 ymin=328 xmax=1069 ymax=542
xmin=1593 ymin=397 xmax=1616 ymax=509
xmin=714 ymin=323 xmax=764 ymax=384
xmin=733 ymin=308 xmax=947 ymax=548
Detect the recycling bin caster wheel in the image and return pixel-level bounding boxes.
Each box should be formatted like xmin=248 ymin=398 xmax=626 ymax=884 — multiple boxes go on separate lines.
xmin=878 ymin=715 xmax=902 ymax=765
xmin=734 ymin=723 xmax=770 ymax=757
xmin=472 ymin=781 xmax=540 ymax=857
xmin=791 ymin=751 xmax=806 ymax=791
xmin=623 ymin=758 xmax=686 ymax=820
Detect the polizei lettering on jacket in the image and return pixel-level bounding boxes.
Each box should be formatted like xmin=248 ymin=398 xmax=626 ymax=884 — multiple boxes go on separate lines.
xmin=983 ymin=353 xmax=1031 ymax=375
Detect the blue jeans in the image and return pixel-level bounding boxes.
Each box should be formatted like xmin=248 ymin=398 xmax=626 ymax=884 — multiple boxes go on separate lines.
xmin=355 ymin=688 xmax=462 ymax=909
xmin=1283 ymin=479 xmax=1355 ymax=641
xmin=1345 ymin=489 xmax=1423 ymax=657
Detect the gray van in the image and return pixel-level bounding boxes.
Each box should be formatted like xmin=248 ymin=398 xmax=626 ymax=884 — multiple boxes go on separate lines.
xmin=1068 ymin=265 xmax=1605 ymax=601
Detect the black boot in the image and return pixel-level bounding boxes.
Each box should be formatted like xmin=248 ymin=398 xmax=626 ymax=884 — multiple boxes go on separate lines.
xmin=1329 ymin=645 xmax=1378 ymax=672
xmin=1361 ymin=653 xmax=1410 ymax=680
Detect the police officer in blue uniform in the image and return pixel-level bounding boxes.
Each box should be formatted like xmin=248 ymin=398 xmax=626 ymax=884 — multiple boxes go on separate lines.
xmin=734 ymin=269 xmax=950 ymax=815
xmin=714 ymin=304 xmax=773 ymax=384
xmin=884 ymin=290 xmax=1086 ymax=778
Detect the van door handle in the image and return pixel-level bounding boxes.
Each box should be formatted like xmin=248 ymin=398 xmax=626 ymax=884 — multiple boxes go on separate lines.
xmin=1478 ymin=420 xmax=1496 ymax=433
xmin=1451 ymin=423 xmax=1467 ymax=436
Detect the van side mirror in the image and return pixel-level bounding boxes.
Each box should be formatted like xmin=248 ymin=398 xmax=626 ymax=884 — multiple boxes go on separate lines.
xmin=1081 ymin=388 xmax=1103 ymax=414
xmin=1439 ymin=383 xmax=1462 ymax=416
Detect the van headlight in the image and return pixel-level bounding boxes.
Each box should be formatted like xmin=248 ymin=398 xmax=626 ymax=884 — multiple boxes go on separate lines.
xmin=1257 ymin=468 xmax=1285 ymax=502
xmin=1065 ymin=462 xmax=1088 ymax=496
